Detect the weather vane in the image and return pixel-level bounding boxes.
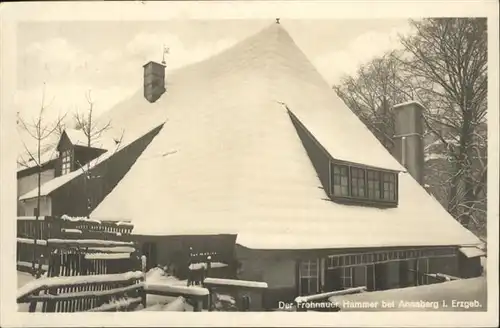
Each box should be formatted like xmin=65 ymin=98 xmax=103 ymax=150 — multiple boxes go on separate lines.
xmin=162 ymin=45 xmax=170 ymax=65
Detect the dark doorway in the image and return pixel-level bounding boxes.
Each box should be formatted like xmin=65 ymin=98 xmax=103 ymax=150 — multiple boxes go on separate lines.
xmin=367 ymin=264 xmax=375 ymax=291
xmin=324 ymin=268 xmax=342 ymax=291
xmin=142 ymin=242 xmax=158 ymax=270
xmin=399 ymin=260 xmax=411 ymax=287
xmin=374 ymin=263 xmax=388 ymax=290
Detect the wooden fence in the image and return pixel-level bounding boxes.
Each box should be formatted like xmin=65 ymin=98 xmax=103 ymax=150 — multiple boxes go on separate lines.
xmin=17 ymin=238 xmax=143 ymax=312
xmin=17 ymin=215 xmax=143 ymax=312
xmin=17 ymin=271 xmax=145 ymax=312
xmin=17 ymin=217 xmax=270 ymax=312
xmin=17 ymin=216 xmax=135 ymax=273
xmin=17 ymin=216 xmax=134 ymax=240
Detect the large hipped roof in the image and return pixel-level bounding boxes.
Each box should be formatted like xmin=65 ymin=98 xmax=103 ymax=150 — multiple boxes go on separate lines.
xmin=90 ymin=23 xmax=480 ymax=249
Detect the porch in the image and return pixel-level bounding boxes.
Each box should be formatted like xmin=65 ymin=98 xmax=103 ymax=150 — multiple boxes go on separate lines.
xmin=235 ymin=245 xmax=484 ymax=310
xmin=299 ymin=247 xmax=459 ymax=296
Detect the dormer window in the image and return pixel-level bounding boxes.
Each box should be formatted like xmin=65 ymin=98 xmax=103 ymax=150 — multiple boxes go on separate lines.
xmin=367 ymin=170 xmax=381 ymax=199
xmin=382 ymin=172 xmax=396 ymax=201
xmin=61 ymin=149 xmax=73 ymax=175
xmin=350 ymin=167 xmax=366 ymax=198
xmin=330 ymin=162 xmax=398 ymax=207
xmin=332 ymin=165 xmax=349 ymax=196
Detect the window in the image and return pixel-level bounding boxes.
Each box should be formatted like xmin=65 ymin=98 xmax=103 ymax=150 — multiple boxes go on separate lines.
xmin=382 ymin=173 xmax=396 ymax=201
xmin=367 ymin=170 xmax=381 ymax=199
xmin=350 ymin=168 xmax=365 ymax=197
xmin=299 ymin=259 xmax=320 ymax=296
xmin=332 ymin=165 xmax=349 ymax=196
xmin=340 ymin=267 xmax=353 ymax=289
xmin=330 ymin=163 xmax=397 ymax=205
xmin=61 ymin=149 xmax=72 ymax=175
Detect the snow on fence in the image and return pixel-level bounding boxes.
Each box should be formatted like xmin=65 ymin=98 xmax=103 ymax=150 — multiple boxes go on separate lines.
xmin=294 ymin=286 xmax=367 ymax=304
xmin=203 ymin=278 xmax=268 ymax=289
xmin=47 ymin=239 xmax=135 ymax=247
xmin=87 ymin=297 xmax=143 ymax=312
xmin=17 ymin=238 xmax=47 ymax=245
xmin=163 ymin=296 xmax=187 ymax=312
xmin=202 ymin=278 xmax=268 ymax=312
xmin=144 ymin=283 xmax=209 ymax=312
xmin=85 ymin=253 xmax=131 ymax=260
xmin=428 ymin=272 xmax=461 ymax=282
xmin=17 ymin=261 xmax=48 ymax=272
xmin=61 ymin=228 xmax=83 ymax=235
xmin=17 ymin=271 xmax=145 ymax=312
xmin=17 ymin=215 xmax=135 ymax=241
xmin=189 ymin=262 xmax=228 ymax=271
xmin=87 ymin=246 xmax=136 ymax=253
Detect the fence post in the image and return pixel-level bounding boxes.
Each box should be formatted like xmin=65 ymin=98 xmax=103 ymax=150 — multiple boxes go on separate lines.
xmin=141 ymin=255 xmax=147 ymax=308
xmin=207 ymin=287 xmax=213 ymax=312
xmin=194 ymin=297 xmax=203 ymax=312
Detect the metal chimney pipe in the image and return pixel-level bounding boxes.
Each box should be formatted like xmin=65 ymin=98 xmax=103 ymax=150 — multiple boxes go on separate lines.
xmin=393 ymin=101 xmax=425 ymax=185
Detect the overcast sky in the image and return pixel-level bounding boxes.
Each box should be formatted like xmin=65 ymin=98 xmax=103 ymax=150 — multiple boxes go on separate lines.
xmin=16 ymin=19 xmax=413 ymax=124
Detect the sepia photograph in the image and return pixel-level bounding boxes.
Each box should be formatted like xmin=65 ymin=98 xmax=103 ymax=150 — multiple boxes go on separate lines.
xmin=0 ymin=1 xmax=498 ymax=327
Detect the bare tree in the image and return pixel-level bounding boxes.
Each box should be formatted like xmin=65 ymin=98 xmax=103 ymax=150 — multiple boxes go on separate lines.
xmin=73 ymin=90 xmax=112 ymax=149
xmin=72 ymin=90 xmax=121 ymax=217
xmin=17 ymin=84 xmax=67 ymax=273
xmin=333 ymin=52 xmax=413 ymax=154
xmin=399 ymin=18 xmax=487 ymax=235
xmin=333 ymin=18 xmax=487 ymax=238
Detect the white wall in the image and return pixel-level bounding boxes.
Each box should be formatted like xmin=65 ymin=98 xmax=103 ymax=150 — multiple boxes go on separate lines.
xmin=18 ymin=169 xmax=55 ymax=197
xmin=21 ymin=196 xmax=52 ymax=216
xmin=17 ymin=169 xmax=55 ymax=215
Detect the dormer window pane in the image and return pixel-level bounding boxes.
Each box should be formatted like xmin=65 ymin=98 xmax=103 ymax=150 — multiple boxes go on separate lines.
xmin=382 ymin=173 xmax=396 ymax=200
xmin=61 ymin=149 xmax=72 ymax=175
xmin=351 ymin=167 xmax=365 ymax=197
xmin=367 ymin=170 xmax=381 ymax=199
xmin=330 ymin=162 xmax=398 ymax=207
xmin=332 ymin=165 xmax=349 ymax=196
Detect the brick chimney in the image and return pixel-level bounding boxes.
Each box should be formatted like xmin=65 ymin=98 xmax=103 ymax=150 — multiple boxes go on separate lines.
xmin=393 ymin=101 xmax=425 ymax=185
xmin=143 ymin=61 xmax=166 ymax=103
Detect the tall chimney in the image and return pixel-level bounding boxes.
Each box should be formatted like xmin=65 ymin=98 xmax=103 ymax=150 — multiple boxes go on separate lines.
xmin=143 ymin=61 xmax=166 ymax=103
xmin=393 ymin=101 xmax=425 ymax=185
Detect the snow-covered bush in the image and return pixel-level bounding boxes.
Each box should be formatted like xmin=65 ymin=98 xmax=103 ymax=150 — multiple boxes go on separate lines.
xmin=212 ymin=293 xmax=238 ymax=311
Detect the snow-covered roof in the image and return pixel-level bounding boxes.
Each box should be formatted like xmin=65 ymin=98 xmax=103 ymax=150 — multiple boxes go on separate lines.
xmin=64 ymin=128 xmax=88 ymax=146
xmin=90 ymin=23 xmax=480 ymax=249
xmin=18 ymin=124 xmax=163 ymax=201
xmin=392 ymin=100 xmax=426 ymax=111
xmin=459 ymin=246 xmax=486 ymax=258
xmin=63 ymin=128 xmax=116 ymax=150
xmin=17 ymin=148 xmax=57 ymax=172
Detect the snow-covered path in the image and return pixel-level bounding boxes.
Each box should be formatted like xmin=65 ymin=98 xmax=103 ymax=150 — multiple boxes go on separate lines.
xmin=17 ymin=271 xmax=40 ymax=312
xmin=329 ymin=277 xmax=487 ymax=312
xmin=141 ymin=267 xmax=194 ymax=311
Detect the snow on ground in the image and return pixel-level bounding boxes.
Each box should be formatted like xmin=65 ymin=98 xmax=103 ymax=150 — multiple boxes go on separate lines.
xmin=17 ymin=267 xmax=193 ymax=312
xmin=329 ymin=277 xmax=487 ymax=312
xmin=17 ymin=271 xmax=143 ymax=300
xmin=17 ymin=271 xmax=42 ymax=312
xmin=143 ymin=267 xmax=194 ymax=311
xmin=18 ymin=271 xmax=35 ymax=289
